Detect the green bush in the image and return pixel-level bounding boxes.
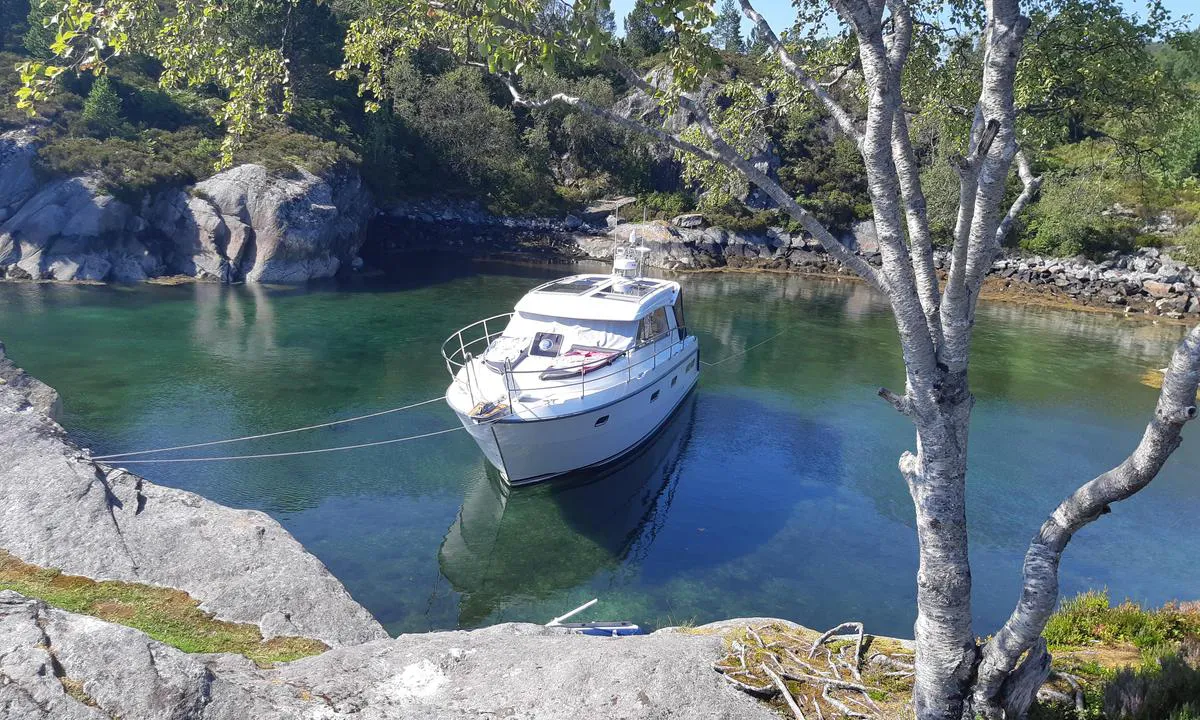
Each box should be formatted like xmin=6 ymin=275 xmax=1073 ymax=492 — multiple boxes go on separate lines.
xmin=37 ymin=128 xmax=221 ymax=201
xmin=1176 ymin=224 xmax=1200 ymax=266
xmin=919 ymin=148 xmax=961 ymax=248
xmin=1043 ymin=591 xmax=1200 ymax=651
xmin=1104 ymin=652 xmax=1200 ymax=720
xmin=234 ymin=127 xmax=358 ymax=176
xmin=631 ymin=191 xmax=693 ymax=219
xmin=706 ymin=209 xmax=781 ymax=234
xmin=1022 ymin=171 xmax=1140 ymax=258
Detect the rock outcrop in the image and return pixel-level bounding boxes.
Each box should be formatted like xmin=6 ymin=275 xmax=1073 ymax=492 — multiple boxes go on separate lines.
xmin=0 ymin=343 xmax=387 ymax=647
xmin=0 ymin=590 xmax=775 ymax=719
xmin=0 ymin=127 xmax=372 ymax=284
xmin=0 ymin=176 xmax=141 ymax=282
xmin=151 ymin=164 xmax=373 ymax=283
xmin=0 ymin=128 xmax=39 ymax=223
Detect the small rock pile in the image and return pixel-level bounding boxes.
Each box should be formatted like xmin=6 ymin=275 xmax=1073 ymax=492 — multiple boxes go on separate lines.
xmin=983 ymin=247 xmax=1200 ymax=317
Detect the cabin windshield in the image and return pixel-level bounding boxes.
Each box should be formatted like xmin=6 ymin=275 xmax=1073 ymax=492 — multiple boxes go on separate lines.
xmin=489 ymin=312 xmax=638 ymax=363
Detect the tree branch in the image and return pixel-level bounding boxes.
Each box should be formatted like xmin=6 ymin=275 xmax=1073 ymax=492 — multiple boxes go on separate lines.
xmin=973 ymin=325 xmax=1200 ymax=719
xmin=674 ymin=91 xmax=886 ymax=290
xmin=883 ymin=0 xmax=941 ymax=353
xmin=878 ymin=387 xmax=914 ymax=416
xmin=995 ymin=149 xmax=1042 ymax=244
xmin=738 ymin=0 xmax=864 ymax=148
xmin=502 ymin=80 xmax=725 ymax=165
xmin=505 ymin=72 xmax=885 ymax=292
xmin=939 ymin=0 xmax=1029 ymax=378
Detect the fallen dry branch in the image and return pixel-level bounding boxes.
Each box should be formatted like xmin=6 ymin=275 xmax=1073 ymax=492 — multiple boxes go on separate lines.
xmin=712 ymin=622 xmax=913 ymax=719
xmin=763 ymin=663 xmax=807 ymax=720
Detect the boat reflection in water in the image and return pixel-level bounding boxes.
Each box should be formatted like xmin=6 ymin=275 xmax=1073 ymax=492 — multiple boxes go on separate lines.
xmin=438 ymin=393 xmax=698 ymax=627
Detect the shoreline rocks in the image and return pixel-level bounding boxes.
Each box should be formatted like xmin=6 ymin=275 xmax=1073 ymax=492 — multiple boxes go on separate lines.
xmin=0 ymin=342 xmax=387 ymax=647
xmin=0 ymin=127 xmax=372 ymax=285
xmin=374 ymin=205 xmax=1200 ymax=319
xmin=1 ymin=590 xmax=777 ymax=719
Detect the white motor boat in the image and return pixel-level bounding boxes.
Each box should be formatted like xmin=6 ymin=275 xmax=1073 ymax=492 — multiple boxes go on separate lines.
xmin=441 ymin=245 xmax=700 ymax=486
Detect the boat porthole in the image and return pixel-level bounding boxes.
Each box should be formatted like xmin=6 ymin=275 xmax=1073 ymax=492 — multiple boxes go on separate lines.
xmin=595 ymin=415 xmax=610 ymax=427
xmin=671 ymin=376 xmax=678 ymax=387
xmin=651 ymin=390 xmax=660 ymax=402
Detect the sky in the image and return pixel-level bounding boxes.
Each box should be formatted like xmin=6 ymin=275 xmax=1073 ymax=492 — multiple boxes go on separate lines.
xmin=607 ymin=0 xmax=1196 ymax=40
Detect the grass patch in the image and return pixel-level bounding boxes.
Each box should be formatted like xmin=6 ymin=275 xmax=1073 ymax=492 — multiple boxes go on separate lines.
xmin=0 ymin=549 xmax=326 ymax=666
xmin=1032 ymin=591 xmax=1200 ymax=720
xmin=1044 ymin=590 xmax=1200 ymax=653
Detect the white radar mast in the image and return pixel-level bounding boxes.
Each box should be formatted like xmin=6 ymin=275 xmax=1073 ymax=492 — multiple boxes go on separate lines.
xmin=612 ymin=230 xmax=651 ymax=280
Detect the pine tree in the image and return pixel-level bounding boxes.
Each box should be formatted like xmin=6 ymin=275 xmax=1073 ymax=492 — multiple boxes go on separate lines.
xmin=623 ymin=0 xmax=667 ymax=60
xmin=711 ymin=0 xmax=743 ymax=53
xmin=22 ymin=0 xmax=51 ymax=57
xmin=82 ymin=75 xmax=124 ymax=138
xmin=0 ymin=0 xmax=29 ymax=51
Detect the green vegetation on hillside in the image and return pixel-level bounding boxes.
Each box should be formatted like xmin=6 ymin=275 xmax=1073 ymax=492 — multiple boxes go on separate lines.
xmin=0 ymin=0 xmax=1198 ymax=248
xmin=0 ymin=549 xmax=327 ymax=666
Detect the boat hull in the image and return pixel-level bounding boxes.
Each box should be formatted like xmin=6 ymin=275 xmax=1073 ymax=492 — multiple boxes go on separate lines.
xmin=455 ymin=348 xmax=700 ymax=485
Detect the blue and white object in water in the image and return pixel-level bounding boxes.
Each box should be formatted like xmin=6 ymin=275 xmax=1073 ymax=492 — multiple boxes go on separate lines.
xmin=545 ymin=598 xmax=643 ymax=637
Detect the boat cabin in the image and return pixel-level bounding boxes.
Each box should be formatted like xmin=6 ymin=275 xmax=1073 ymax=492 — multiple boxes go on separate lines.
xmin=443 ymin=273 xmax=690 ymax=414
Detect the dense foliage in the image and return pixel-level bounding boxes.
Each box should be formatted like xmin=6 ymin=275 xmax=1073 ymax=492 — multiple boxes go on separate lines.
xmin=0 ymin=0 xmax=1197 ymax=245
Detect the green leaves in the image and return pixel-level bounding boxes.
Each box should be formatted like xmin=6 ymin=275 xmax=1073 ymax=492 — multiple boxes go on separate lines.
xmin=13 ymin=0 xmax=296 ymax=166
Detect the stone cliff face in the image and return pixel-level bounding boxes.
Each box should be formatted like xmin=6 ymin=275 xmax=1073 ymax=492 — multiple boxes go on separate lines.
xmin=0 ymin=129 xmax=372 ymax=284
xmin=0 ymin=342 xmax=387 ymax=646
xmin=0 ymin=591 xmax=775 ymax=720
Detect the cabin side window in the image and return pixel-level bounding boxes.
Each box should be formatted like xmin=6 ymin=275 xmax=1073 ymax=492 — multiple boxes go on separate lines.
xmin=638 ymin=307 xmax=670 ymax=345
xmin=672 ymin=293 xmax=686 ymax=340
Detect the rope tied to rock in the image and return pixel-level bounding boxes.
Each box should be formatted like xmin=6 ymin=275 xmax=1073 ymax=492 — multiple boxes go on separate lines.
xmin=92 ymin=395 xmax=449 ymax=461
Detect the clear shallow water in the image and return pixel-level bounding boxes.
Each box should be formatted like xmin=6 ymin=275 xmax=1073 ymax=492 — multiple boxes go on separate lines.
xmin=0 ymin=260 xmax=1197 ymax=638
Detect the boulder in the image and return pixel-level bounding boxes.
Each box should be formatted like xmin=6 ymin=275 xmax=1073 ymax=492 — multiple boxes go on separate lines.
xmin=0 ymin=177 xmax=140 ymax=281
xmin=149 ymin=190 xmax=233 ymax=280
xmin=844 ymin=219 xmax=879 ymax=254
xmin=1157 ymin=295 xmax=1189 ymax=312
xmin=0 ymin=591 xmax=777 ymax=720
xmin=1143 ymin=280 xmax=1174 ymax=298
xmin=191 ymin=164 xmax=373 ymax=283
xmin=672 ymin=212 xmax=705 ymax=229
xmin=0 ymin=347 xmax=386 ymax=646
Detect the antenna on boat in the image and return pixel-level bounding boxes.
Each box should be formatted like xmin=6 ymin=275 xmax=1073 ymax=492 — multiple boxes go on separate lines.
xmin=613 ymin=231 xmax=651 ymax=280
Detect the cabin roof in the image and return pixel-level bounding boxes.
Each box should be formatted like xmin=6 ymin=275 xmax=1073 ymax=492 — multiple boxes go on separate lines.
xmin=514 ymin=274 xmax=678 ymax=322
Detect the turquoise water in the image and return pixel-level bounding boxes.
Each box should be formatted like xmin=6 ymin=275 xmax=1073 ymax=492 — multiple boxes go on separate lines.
xmin=0 ymin=259 xmax=1196 ymax=638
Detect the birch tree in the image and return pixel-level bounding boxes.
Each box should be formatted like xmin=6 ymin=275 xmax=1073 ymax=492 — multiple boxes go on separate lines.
xmin=21 ymin=0 xmax=1200 ymax=716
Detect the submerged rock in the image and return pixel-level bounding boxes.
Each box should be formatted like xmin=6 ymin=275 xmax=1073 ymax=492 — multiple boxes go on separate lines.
xmin=0 ymin=344 xmax=386 ymax=646
xmin=0 ymin=590 xmax=776 ymax=719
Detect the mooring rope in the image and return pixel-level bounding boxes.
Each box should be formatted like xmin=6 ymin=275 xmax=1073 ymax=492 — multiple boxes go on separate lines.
xmin=99 ymin=426 xmax=467 ymax=464
xmin=93 ymin=327 xmax=787 ymax=464
xmin=700 ymin=329 xmax=788 ymax=368
xmin=92 ymin=396 xmax=448 ymax=460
